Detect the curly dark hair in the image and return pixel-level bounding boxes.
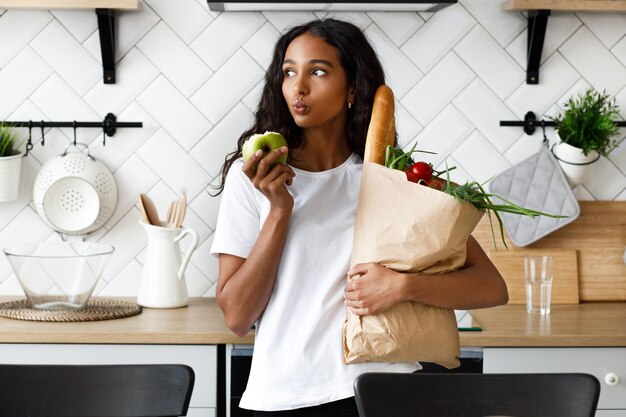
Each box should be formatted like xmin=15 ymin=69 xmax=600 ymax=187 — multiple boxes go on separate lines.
xmin=212 ymin=18 xmax=386 ymax=195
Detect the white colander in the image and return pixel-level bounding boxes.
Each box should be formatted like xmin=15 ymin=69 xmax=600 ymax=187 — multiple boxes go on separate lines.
xmin=33 ymin=143 xmax=118 ymax=235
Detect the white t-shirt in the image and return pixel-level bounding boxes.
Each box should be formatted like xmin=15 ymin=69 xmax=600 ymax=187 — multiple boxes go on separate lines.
xmin=210 ymin=153 xmax=419 ymax=411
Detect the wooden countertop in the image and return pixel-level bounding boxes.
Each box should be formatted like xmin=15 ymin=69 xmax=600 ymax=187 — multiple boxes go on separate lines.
xmin=464 ymin=302 xmax=626 ymax=347
xmin=502 ymin=0 xmax=626 ymax=12
xmin=0 ymin=297 xmax=254 ymax=345
xmin=0 ymin=297 xmax=624 ymax=347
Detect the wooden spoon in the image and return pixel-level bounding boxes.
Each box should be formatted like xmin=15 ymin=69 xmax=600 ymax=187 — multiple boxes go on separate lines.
xmin=170 ymin=200 xmax=180 ymax=228
xmin=139 ymin=193 xmax=160 ymax=226
xmin=137 ymin=195 xmax=151 ymax=225
xmin=176 ymin=192 xmax=187 ymax=228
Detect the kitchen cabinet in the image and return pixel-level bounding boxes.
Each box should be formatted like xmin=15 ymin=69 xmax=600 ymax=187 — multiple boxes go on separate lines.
xmin=468 ymin=304 xmax=626 ymax=417
xmin=0 ymin=344 xmax=217 ymax=417
xmin=0 ymin=298 xmax=252 ymax=417
xmin=0 ymin=298 xmax=624 ymax=417
xmin=484 ymin=348 xmax=626 ymax=415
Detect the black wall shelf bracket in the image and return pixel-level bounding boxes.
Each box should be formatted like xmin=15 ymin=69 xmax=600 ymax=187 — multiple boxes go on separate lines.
xmin=96 ymin=8 xmax=116 ymax=84
xmin=2 ymin=113 xmax=142 ymax=156
xmin=500 ymin=111 xmax=626 ymax=135
xmin=526 ymin=10 xmax=550 ymax=84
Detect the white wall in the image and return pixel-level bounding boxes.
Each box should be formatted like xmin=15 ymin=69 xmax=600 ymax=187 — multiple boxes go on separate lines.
xmin=0 ymin=0 xmax=624 ymax=298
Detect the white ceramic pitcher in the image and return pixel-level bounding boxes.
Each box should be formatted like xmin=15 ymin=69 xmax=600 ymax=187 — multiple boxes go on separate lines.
xmin=138 ymin=220 xmax=199 ymax=308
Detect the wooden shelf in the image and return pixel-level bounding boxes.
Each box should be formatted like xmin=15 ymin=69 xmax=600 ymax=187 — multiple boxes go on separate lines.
xmin=0 ymin=0 xmax=137 ymax=9
xmin=503 ymin=0 xmax=626 ymax=12
xmin=502 ymin=0 xmax=626 ymax=84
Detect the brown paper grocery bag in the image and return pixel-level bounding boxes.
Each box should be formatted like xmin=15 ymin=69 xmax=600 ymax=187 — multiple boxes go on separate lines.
xmin=343 ymin=162 xmax=484 ymax=368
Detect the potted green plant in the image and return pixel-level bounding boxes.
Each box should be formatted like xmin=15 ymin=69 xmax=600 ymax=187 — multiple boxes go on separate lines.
xmin=551 ymin=87 xmax=621 ymax=185
xmin=0 ymin=123 xmax=23 ymax=202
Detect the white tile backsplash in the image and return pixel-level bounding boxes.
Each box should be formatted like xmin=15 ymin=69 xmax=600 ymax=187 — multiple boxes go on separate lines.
xmin=136 ymin=129 xmax=209 ymax=199
xmin=31 ymin=20 xmax=100 ymax=96
xmin=0 ymin=47 xmax=52 ymax=119
xmin=190 ymin=49 xmax=264 ymax=125
xmin=30 ymin=74 xmax=99 ymax=143
xmin=460 ymin=0 xmax=526 ymax=47
xmin=401 ymin=5 xmax=476 ymax=73
xmin=190 ymin=12 xmax=265 ymax=71
xmin=137 ymin=21 xmax=211 ymax=98
xmin=50 ymin=9 xmax=97 ymax=43
xmin=84 ymin=48 xmax=160 ymax=116
xmin=402 ymin=52 xmax=473 ymax=125
xmin=0 ymin=2 xmax=624 ymax=297
xmin=242 ymin=22 xmax=281 ymax=69
xmin=0 ymin=9 xmax=52 ymax=68
xmin=413 ymin=105 xmax=474 ymax=167
xmin=560 ymin=26 xmax=626 ymax=93
xmin=453 ymin=78 xmax=520 ymax=153
xmin=576 ymin=13 xmax=626 ymax=49
xmin=581 ymin=157 xmax=626 ymax=200
xmin=452 ymin=130 xmax=510 ymax=184
xmin=84 ymin=3 xmax=159 ymax=64
xmin=190 ymin=102 xmax=253 ymax=179
xmin=367 ymin=12 xmax=424 ymax=46
xmin=144 ymin=0 xmax=213 ymax=44
xmin=137 ymin=75 xmax=212 ymax=150
xmin=366 ymin=24 xmax=424 ymax=98
xmin=506 ymin=13 xmax=582 ymax=68
xmin=505 ymin=53 xmax=580 ymax=118
xmin=454 ymin=25 xmax=524 ymax=100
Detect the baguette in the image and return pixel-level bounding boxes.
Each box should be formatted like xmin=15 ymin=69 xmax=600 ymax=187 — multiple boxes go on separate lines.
xmin=363 ymin=85 xmax=396 ymax=165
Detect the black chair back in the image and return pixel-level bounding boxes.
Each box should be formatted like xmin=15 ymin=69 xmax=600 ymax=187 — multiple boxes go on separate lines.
xmin=354 ymin=372 xmax=600 ymax=417
xmin=0 ymin=364 xmax=194 ymax=417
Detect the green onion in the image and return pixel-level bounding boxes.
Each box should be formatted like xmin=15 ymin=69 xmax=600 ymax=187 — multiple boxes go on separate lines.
xmin=383 ymin=144 xmax=568 ymax=249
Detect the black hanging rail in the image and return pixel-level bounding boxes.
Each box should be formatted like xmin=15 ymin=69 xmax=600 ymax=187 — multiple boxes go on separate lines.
xmin=1 ymin=113 xmax=142 ymax=156
xmin=501 ymin=111 xmax=626 ymax=135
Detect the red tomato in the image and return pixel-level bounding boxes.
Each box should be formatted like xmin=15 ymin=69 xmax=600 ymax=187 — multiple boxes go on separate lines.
xmin=427 ymin=177 xmax=445 ymax=190
xmin=408 ymin=162 xmax=433 ymax=183
xmin=406 ymin=171 xmax=421 ymax=183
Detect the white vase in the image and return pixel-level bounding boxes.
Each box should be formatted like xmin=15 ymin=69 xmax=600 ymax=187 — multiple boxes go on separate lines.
xmin=552 ymin=135 xmax=599 ymax=186
xmin=0 ymin=153 xmax=23 ymax=202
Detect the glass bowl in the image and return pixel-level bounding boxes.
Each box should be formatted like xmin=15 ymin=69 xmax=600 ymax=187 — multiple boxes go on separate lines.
xmin=3 ymin=242 xmax=114 ymax=310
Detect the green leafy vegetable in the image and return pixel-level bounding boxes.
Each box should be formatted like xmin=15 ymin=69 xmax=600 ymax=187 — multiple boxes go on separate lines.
xmin=384 ymin=145 xmax=567 ymax=249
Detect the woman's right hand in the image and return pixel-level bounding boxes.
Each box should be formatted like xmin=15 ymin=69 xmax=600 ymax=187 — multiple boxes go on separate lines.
xmin=242 ymin=146 xmax=295 ymax=211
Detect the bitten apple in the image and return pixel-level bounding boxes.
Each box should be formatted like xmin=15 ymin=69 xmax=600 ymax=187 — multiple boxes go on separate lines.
xmin=242 ymin=131 xmax=288 ymax=166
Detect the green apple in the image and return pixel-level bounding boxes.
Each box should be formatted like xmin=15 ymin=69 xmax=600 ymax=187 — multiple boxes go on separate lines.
xmin=242 ymin=131 xmax=288 ymax=166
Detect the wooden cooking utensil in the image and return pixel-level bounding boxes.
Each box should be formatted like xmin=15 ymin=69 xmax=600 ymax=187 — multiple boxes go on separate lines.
xmin=177 ymin=192 xmax=187 ymax=228
xmin=167 ymin=200 xmax=178 ymax=228
xmin=139 ymin=193 xmax=160 ymax=226
xmin=137 ymin=195 xmax=151 ymax=225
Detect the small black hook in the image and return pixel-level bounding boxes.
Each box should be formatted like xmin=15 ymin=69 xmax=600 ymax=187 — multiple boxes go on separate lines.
xmin=73 ymin=120 xmax=77 ymax=146
xmin=25 ymin=120 xmax=33 ymax=157
xmin=40 ymin=121 xmax=45 ymax=146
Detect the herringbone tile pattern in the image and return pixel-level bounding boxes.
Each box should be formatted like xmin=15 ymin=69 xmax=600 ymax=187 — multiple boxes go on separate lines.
xmin=0 ymin=0 xmax=624 ymax=297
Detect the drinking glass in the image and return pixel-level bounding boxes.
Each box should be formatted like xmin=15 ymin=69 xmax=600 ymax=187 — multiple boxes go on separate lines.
xmin=524 ymin=255 xmax=553 ymax=315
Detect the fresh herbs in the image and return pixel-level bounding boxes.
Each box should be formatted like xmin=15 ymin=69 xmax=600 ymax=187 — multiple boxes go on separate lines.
xmin=551 ymin=88 xmax=620 ymax=157
xmin=384 ymin=144 xmax=567 ymax=248
xmin=0 ymin=123 xmax=21 ymax=158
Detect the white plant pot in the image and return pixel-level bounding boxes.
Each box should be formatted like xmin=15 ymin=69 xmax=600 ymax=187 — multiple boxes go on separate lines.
xmin=0 ymin=153 xmax=23 ymax=202
xmin=552 ymin=136 xmax=599 ymax=186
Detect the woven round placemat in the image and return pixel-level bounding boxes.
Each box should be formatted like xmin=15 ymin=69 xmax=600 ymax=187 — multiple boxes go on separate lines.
xmin=0 ymin=298 xmax=142 ymax=322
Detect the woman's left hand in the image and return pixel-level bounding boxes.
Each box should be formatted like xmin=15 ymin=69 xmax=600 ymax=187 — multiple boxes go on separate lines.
xmin=344 ymin=262 xmax=405 ymax=316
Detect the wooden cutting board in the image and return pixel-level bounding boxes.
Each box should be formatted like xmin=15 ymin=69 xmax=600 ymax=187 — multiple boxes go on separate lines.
xmin=473 ymin=201 xmax=625 ymax=301
xmin=487 ymin=248 xmax=579 ymax=304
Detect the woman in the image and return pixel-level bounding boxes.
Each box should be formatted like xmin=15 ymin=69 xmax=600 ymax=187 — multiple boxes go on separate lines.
xmin=211 ymin=18 xmax=508 ymax=416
